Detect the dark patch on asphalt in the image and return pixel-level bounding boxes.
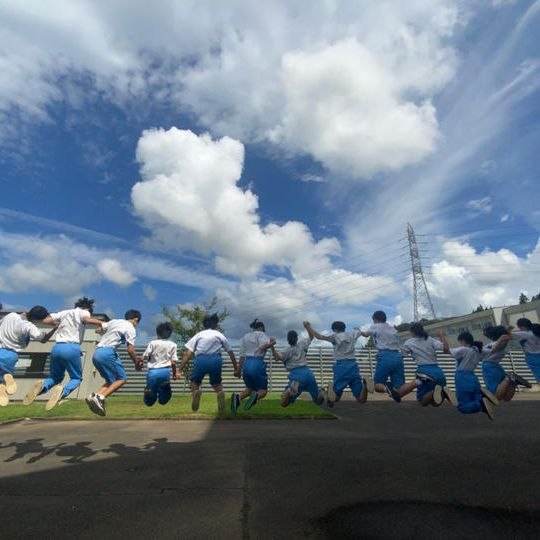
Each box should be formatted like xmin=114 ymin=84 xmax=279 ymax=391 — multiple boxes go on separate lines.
xmin=315 ymin=500 xmax=540 ymax=539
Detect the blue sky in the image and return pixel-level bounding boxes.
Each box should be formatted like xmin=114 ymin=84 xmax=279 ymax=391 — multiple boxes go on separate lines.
xmin=0 ymin=0 xmax=539 ymax=343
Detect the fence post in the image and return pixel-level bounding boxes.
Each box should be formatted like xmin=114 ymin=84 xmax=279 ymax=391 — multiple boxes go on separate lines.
xmin=319 ymin=347 xmax=324 ymax=385
xmin=508 ymin=351 xmax=518 ymax=392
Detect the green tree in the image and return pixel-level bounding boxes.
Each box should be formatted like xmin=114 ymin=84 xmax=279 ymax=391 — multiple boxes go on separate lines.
xmin=519 ymin=292 xmax=529 ymax=305
xmin=531 ymin=292 xmax=540 ymax=301
xmin=162 ymin=297 xmax=229 ymax=382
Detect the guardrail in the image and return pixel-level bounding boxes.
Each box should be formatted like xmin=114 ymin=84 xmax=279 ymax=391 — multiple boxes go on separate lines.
xmin=113 ymin=347 xmax=532 ymax=395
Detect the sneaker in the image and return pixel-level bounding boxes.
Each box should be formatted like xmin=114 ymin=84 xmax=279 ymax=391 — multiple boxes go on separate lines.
xmin=230 ymin=393 xmax=241 ymax=415
xmin=216 ymin=391 xmax=226 ymax=414
xmin=85 ymin=393 xmax=106 ymax=416
xmin=0 ymin=384 xmax=8 ymax=407
xmin=432 ymin=385 xmax=444 ymax=405
xmin=281 ymin=391 xmax=291 ymax=408
xmin=480 ymin=387 xmax=499 ymax=406
xmin=191 ymin=389 xmax=202 ymax=412
xmin=288 ymin=380 xmax=300 ymax=398
xmin=23 ymin=379 xmax=45 ymax=405
xmin=384 ymin=381 xmax=401 ymax=403
xmin=416 ymin=371 xmax=436 ymax=383
xmin=244 ymin=391 xmax=259 ymax=410
xmin=45 ymin=384 xmax=64 ymax=411
xmin=315 ymin=390 xmax=325 ymax=406
xmin=3 ymin=373 xmax=17 ymax=395
xmin=327 ymin=383 xmax=337 ymax=406
xmin=482 ymin=397 xmax=495 ymax=421
xmin=363 ymin=377 xmax=375 ymax=394
xmin=442 ymin=386 xmax=457 ymax=407
xmin=510 ymin=372 xmax=532 ymax=389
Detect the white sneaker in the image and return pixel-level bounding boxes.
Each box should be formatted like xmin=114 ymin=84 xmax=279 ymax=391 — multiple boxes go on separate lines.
xmin=45 ymin=384 xmax=64 ymax=411
xmin=216 ymin=390 xmax=226 ymax=414
xmin=85 ymin=393 xmax=106 ymax=416
xmin=442 ymin=387 xmax=457 ymax=407
xmin=288 ymin=380 xmax=300 ymax=397
xmin=327 ymin=383 xmax=336 ymax=405
xmin=3 ymin=373 xmax=17 ymax=395
xmin=23 ymin=379 xmax=45 ymax=405
xmin=482 ymin=397 xmax=495 ymax=421
xmin=191 ymin=389 xmax=202 ymax=411
xmin=432 ymin=385 xmax=444 ymax=405
xmin=0 ymin=384 xmax=8 ymax=407
xmin=480 ymin=387 xmax=499 ymax=406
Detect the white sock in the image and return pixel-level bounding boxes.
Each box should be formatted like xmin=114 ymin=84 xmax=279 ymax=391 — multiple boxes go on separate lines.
xmin=97 ymin=393 xmax=105 ymax=400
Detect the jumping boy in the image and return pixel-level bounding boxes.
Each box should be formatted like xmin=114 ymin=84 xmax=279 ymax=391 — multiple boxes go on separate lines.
xmin=0 ymin=306 xmax=57 ymax=406
xmin=303 ymin=321 xmax=372 ymax=407
xmin=179 ymin=313 xmax=238 ymax=414
xmin=85 ymin=309 xmax=142 ymax=416
xmin=140 ymin=322 xmax=178 ymax=407
xmin=23 ymin=297 xmax=104 ymax=410
xmin=360 ymin=311 xmax=405 ymax=402
xmin=270 ymin=322 xmax=325 ymax=407
xmin=511 ymin=318 xmax=540 ymax=389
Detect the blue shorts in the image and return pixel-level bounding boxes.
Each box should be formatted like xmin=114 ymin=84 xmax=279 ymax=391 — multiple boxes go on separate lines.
xmin=333 ymin=359 xmax=363 ymax=398
xmin=191 ymin=354 xmax=223 ymax=386
xmin=0 ymin=348 xmax=18 ymax=381
xmin=455 ymin=370 xmax=483 ymax=414
xmin=92 ymin=347 xmax=127 ymax=384
xmin=145 ymin=367 xmax=172 ymax=406
xmin=285 ymin=366 xmax=320 ymax=403
xmin=242 ymin=356 xmax=268 ymax=391
xmin=416 ymin=364 xmax=446 ymax=401
xmin=482 ymin=361 xmax=506 ymax=394
xmin=374 ymin=349 xmax=405 ymax=388
xmin=525 ymin=352 xmax=540 ymax=382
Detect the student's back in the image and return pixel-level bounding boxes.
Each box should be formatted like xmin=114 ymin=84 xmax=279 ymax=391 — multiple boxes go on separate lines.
xmin=52 ymin=307 xmax=91 ymax=344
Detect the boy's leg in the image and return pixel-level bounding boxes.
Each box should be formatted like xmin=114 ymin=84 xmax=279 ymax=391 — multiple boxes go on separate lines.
xmin=158 ymin=381 xmax=172 ymax=405
xmin=373 ymin=352 xmax=391 ymax=393
xmin=212 ymin=383 xmax=226 ymax=414
xmin=349 ymin=364 xmax=366 ymax=404
xmin=144 ymin=370 xmax=158 ymax=407
xmin=0 ymin=350 xmax=19 ymax=396
xmin=456 ymin=389 xmax=483 ymax=414
xmin=398 ymin=380 xmax=418 ymax=398
xmin=60 ymin=347 xmax=83 ymax=398
xmin=209 ymin=360 xmax=225 ymax=413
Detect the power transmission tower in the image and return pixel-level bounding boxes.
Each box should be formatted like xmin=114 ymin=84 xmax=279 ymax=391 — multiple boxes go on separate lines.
xmin=407 ymin=223 xmax=436 ymax=321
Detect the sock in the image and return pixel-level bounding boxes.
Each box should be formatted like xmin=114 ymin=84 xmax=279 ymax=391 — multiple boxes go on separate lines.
xmin=97 ymin=393 xmax=105 ymax=400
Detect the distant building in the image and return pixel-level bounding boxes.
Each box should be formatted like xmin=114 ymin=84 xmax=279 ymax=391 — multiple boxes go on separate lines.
xmin=398 ymin=300 xmax=540 ymax=347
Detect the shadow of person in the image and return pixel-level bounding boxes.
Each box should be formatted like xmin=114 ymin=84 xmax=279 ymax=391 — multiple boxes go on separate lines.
xmin=0 ymin=438 xmax=63 ymax=464
xmin=102 ymin=443 xmax=146 ymax=457
xmin=143 ymin=437 xmax=169 ymax=451
xmin=55 ymin=441 xmax=96 ymax=464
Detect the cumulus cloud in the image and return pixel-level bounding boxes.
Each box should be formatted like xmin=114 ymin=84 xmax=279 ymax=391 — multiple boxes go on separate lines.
xmin=142 ymin=284 xmax=157 ymax=301
xmin=425 ymin=239 xmax=540 ymax=315
xmin=96 ymin=258 xmax=136 ymax=287
xmin=466 ymin=196 xmax=493 ymax=215
xmin=0 ymin=1 xmax=459 ymax=177
xmin=131 ymin=127 xmax=340 ymax=277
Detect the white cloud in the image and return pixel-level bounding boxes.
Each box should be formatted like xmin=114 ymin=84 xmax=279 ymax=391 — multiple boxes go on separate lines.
xmin=466 ymin=196 xmax=493 ymax=214
xmin=0 ymin=1 xmax=460 ymax=177
xmin=500 ymin=214 xmax=510 ymax=223
xmin=142 ymin=284 xmax=157 ymax=301
xmin=132 ymin=127 xmax=340 ymax=277
xmin=96 ymin=258 xmax=136 ymax=287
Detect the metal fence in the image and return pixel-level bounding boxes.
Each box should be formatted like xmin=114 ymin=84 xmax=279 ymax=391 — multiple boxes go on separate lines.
xmin=114 ymin=347 xmax=532 ymax=395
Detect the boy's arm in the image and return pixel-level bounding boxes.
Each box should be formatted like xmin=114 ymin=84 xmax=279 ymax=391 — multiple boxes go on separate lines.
xmin=41 ymin=315 xmax=58 ymax=327
xmin=260 ymin=336 xmax=277 ymax=351
xmin=271 ymin=345 xmax=282 ymax=362
xmin=126 ymin=344 xmax=141 ymax=370
xmin=179 ymin=349 xmax=193 ymax=373
xmin=490 ymin=334 xmax=512 ymax=353
xmin=436 ymin=330 xmax=450 ymax=354
xmin=82 ymin=316 xmax=105 ymax=328
xmin=228 ymin=350 xmax=239 ymax=376
xmin=303 ymin=322 xmax=333 ymax=342
xmin=40 ymin=326 xmax=58 ymax=343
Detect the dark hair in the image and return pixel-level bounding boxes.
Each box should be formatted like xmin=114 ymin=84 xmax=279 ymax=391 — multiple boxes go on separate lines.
xmin=457 ymin=331 xmax=483 ymax=352
xmin=516 ymin=317 xmax=540 ymax=337
xmin=27 ymin=305 xmax=49 ymax=321
xmin=372 ymin=310 xmax=387 ymax=323
xmin=331 ymin=321 xmax=346 ymax=332
xmin=74 ymin=296 xmax=95 ymax=314
xmin=483 ymin=325 xmax=509 ymax=341
xmin=203 ymin=313 xmax=219 ymax=330
xmin=410 ymin=322 xmax=428 ymax=340
xmin=287 ymin=330 xmax=298 ymax=346
xmin=156 ymin=322 xmax=173 ymax=339
xmin=250 ymin=319 xmax=265 ymax=332
xmin=125 ymin=309 xmax=142 ymax=322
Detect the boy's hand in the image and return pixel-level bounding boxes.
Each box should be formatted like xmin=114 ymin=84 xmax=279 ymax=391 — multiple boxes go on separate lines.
xmin=234 ymin=368 xmax=241 ymax=378
xmin=269 ymin=337 xmax=276 ymax=346
xmin=303 ymin=321 xmax=311 ymax=328
xmin=173 ymin=372 xmax=180 ymax=380
xmin=135 ymin=360 xmax=144 ymax=371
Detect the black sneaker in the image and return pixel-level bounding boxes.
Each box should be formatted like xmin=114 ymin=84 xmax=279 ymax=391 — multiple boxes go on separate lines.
xmin=230 ymin=393 xmax=240 ymax=415
xmin=384 ymin=382 xmax=401 ymax=403
xmin=244 ymin=391 xmax=259 ymax=410
xmin=510 ymin=372 xmax=532 ymax=388
xmin=315 ymin=391 xmax=325 ymax=406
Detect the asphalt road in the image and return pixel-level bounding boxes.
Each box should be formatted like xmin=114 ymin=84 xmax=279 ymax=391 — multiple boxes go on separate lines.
xmin=1 ymin=400 xmax=539 ymax=539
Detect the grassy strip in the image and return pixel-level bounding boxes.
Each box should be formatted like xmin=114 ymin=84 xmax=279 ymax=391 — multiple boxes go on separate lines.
xmin=0 ymin=394 xmax=334 ymax=422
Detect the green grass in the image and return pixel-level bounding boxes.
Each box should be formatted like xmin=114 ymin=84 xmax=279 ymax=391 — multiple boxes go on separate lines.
xmin=0 ymin=394 xmax=334 ymax=422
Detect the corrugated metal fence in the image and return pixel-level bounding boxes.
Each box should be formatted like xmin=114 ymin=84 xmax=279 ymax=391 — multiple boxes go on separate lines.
xmin=114 ymin=347 xmax=532 ymax=395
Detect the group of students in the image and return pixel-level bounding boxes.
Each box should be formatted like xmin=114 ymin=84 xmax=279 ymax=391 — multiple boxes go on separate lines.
xmin=0 ymin=298 xmax=539 ymax=422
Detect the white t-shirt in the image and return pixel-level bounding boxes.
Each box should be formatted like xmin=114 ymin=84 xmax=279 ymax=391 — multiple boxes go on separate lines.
xmin=483 ymin=341 xmax=507 ymax=364
xmin=185 ymin=329 xmax=232 ymax=356
xmin=0 ymin=312 xmax=46 ymax=352
xmin=280 ymin=337 xmax=312 ymax=370
xmin=239 ymin=331 xmax=270 ymax=358
xmin=450 ymin=346 xmax=484 ymax=371
xmin=512 ymin=330 xmax=540 ymax=354
xmin=401 ymin=336 xmax=443 ymax=366
xmin=51 ymin=307 xmax=91 ymax=344
xmin=364 ymin=323 xmax=400 ymax=350
xmin=143 ymin=339 xmax=178 ymax=369
xmin=328 ymin=329 xmax=361 ymax=361
xmin=96 ymin=319 xmax=136 ymax=349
